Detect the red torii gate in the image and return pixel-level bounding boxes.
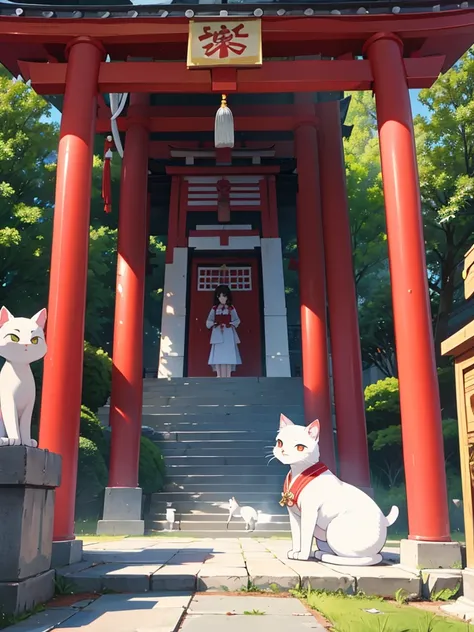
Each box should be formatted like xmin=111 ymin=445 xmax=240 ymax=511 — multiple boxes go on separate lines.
xmin=2 ymin=6 xmax=473 ymax=544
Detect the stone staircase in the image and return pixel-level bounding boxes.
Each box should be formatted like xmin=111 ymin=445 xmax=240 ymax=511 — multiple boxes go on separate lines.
xmin=140 ymin=377 xmax=304 ymax=536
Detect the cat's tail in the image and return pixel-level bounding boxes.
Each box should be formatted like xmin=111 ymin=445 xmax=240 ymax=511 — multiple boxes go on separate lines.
xmin=384 ymin=506 xmax=399 ymax=527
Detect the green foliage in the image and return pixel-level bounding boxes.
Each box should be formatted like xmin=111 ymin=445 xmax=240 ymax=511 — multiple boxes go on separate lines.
xmin=0 ymin=69 xmax=57 ymax=315
xmin=415 ymin=49 xmax=474 ymax=358
xmin=82 ymin=342 xmax=112 ymax=413
xmin=364 ymin=377 xmax=400 ymax=433
xmin=139 ymin=436 xmax=166 ymax=495
xmin=344 ymin=92 xmax=387 ymax=295
xmin=76 ymin=437 xmax=108 ymax=517
xmin=79 ymin=405 xmax=107 ymax=460
xmin=365 ymin=375 xmax=461 ymax=486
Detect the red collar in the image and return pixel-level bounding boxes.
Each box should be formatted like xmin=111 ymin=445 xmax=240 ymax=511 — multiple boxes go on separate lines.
xmin=280 ymin=462 xmax=328 ymax=509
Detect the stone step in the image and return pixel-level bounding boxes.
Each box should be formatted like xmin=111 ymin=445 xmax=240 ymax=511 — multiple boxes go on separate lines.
xmin=147 ymin=519 xmax=290 ymax=532
xmin=138 ymin=406 xmax=302 ymax=417
xmin=150 ymin=500 xmax=287 ymax=513
xmin=150 ymin=512 xmax=289 ymax=523
xmin=154 ymin=439 xmax=276 ymax=447
xmin=142 ymin=393 xmax=303 ymax=403
xmin=159 ymin=482 xmax=284 ymax=493
xmin=140 ymin=414 xmax=303 ymax=426
xmin=151 ymin=491 xmax=284 ymax=502
xmin=156 ymin=446 xmax=274 ymax=457
xmin=154 ymin=431 xmax=280 ymax=442
xmin=164 ymin=455 xmax=277 ymax=466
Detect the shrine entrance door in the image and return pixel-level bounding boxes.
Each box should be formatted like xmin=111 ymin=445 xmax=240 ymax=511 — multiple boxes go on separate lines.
xmin=187 ymin=256 xmax=263 ymax=377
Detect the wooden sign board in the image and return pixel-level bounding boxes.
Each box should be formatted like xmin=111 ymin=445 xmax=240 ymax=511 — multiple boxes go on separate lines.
xmin=464 ymin=243 xmax=474 ymax=300
xmin=187 ymin=20 xmax=262 ymax=68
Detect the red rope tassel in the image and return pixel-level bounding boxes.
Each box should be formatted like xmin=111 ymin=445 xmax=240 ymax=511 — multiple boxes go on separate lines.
xmin=102 ymin=135 xmax=114 ymax=214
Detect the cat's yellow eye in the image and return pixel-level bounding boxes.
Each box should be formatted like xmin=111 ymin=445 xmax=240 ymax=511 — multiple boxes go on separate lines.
xmin=8 ymin=334 xmax=19 ymax=343
xmin=31 ymin=337 xmax=39 ymax=345
xmin=277 ymin=439 xmax=283 ymax=448
xmin=296 ymin=444 xmax=306 ymax=452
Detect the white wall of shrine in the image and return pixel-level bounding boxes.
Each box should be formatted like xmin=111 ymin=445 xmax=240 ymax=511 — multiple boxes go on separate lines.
xmin=158 ymin=247 xmax=188 ymax=378
xmin=157 ymin=226 xmax=291 ymax=378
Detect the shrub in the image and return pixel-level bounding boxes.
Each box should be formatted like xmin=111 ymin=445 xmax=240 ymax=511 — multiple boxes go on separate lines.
xmin=80 ymin=405 xmax=107 ymax=460
xmin=76 ymin=437 xmax=108 ymax=518
xmin=364 ymin=377 xmax=400 ymax=434
xmin=139 ymin=436 xmax=166 ymax=495
xmin=82 ymin=341 xmax=112 ymax=413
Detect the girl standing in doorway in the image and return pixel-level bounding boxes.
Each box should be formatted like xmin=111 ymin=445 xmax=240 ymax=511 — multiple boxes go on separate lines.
xmin=206 ymin=284 xmax=242 ymax=377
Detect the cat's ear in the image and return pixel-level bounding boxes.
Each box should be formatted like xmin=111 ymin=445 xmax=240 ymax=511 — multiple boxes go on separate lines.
xmin=0 ymin=307 xmax=13 ymax=328
xmin=32 ymin=308 xmax=47 ymax=329
xmin=307 ymin=419 xmax=320 ymax=440
xmin=279 ymin=413 xmax=294 ymax=429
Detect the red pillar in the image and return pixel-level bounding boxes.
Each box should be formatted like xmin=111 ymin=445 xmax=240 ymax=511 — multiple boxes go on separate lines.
xmin=294 ymin=123 xmax=336 ymax=471
xmin=316 ymin=101 xmax=371 ymax=488
xmin=365 ymin=34 xmax=450 ymax=541
xmin=39 ymin=37 xmax=104 ymax=541
xmin=108 ymin=95 xmax=149 ymax=487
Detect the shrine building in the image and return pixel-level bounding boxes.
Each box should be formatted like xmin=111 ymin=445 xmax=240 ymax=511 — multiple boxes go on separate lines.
xmin=0 ymin=0 xmax=473 ymax=544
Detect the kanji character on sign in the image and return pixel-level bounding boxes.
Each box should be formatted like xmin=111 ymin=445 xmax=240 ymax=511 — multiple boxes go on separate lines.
xmin=198 ymin=23 xmax=249 ymax=59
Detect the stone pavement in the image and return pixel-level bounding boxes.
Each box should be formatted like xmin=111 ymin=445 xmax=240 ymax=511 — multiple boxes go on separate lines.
xmin=54 ymin=537 xmax=422 ymax=598
xmin=4 ymin=593 xmax=327 ymax=632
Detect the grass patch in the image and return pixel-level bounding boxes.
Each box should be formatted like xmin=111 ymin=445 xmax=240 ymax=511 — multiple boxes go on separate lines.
xmin=293 ymin=588 xmax=471 ymax=631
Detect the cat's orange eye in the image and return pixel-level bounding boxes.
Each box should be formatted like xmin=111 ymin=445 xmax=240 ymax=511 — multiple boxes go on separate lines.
xmin=31 ymin=337 xmax=39 ymax=345
xmin=8 ymin=334 xmax=19 ymax=343
xmin=277 ymin=439 xmax=283 ymax=448
xmin=296 ymin=444 xmax=306 ymax=452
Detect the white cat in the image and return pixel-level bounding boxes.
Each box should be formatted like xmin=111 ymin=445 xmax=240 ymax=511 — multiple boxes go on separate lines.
xmin=227 ymin=497 xmax=259 ymax=532
xmin=0 ymin=307 xmax=47 ymax=447
xmin=166 ymin=503 xmax=176 ymax=531
xmin=274 ymin=414 xmax=399 ymax=566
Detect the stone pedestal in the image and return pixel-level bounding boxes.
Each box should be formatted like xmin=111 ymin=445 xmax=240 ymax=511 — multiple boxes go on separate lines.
xmin=97 ymin=487 xmax=144 ymax=536
xmin=0 ymin=447 xmax=61 ymax=615
xmin=400 ymin=539 xmax=462 ymax=569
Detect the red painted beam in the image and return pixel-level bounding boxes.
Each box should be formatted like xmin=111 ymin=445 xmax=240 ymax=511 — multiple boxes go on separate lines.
xmin=2 ymin=12 xmax=474 ymax=46
xmin=19 ymin=56 xmax=445 ymax=97
xmin=148 ymin=141 xmax=294 ymax=159
xmin=166 ymin=165 xmax=280 ymax=175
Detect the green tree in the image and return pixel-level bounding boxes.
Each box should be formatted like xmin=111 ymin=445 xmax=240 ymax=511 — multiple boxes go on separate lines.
xmin=343 ymin=92 xmax=387 ymax=295
xmin=415 ymin=48 xmax=474 ymax=361
xmin=0 ymin=70 xmax=57 ymax=315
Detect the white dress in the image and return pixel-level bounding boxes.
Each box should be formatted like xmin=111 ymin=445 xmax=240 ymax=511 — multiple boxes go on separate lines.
xmin=206 ymin=305 xmax=242 ymax=371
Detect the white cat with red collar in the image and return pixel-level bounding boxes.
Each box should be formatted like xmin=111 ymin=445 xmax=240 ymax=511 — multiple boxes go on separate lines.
xmin=274 ymin=413 xmax=398 ymax=566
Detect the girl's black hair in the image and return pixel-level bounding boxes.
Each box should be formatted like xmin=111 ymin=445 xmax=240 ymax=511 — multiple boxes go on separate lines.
xmin=213 ymin=284 xmax=233 ymax=306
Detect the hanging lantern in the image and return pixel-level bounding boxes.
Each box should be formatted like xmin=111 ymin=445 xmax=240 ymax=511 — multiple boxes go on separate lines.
xmin=102 ymin=135 xmax=114 ymax=214
xmin=214 ymin=94 xmax=234 ymax=149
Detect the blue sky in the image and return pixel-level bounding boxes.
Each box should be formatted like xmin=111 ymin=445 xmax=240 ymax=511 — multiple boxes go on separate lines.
xmin=47 ymin=89 xmax=428 ymax=126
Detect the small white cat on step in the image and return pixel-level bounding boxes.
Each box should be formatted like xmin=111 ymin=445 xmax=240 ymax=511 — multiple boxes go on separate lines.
xmin=227 ymin=497 xmax=259 ymax=532
xmin=166 ymin=503 xmax=177 ymax=531
xmin=274 ymin=414 xmax=399 ymax=566
xmin=0 ymin=307 xmax=47 ymax=447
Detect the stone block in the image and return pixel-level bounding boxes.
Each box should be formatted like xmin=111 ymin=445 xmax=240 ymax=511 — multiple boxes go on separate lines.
xmin=55 ymin=608 xmax=187 ymax=632
xmin=197 ymin=566 xmax=248 ymax=591
xmin=4 ymin=606 xmax=76 ymax=631
xmin=285 ymin=560 xmax=355 ymax=594
xmin=0 ymin=569 xmax=55 ymax=615
xmin=151 ymin=564 xmax=202 ymax=591
xmin=0 ymin=446 xmax=61 ymax=487
xmin=400 ymin=539 xmax=462 ymax=570
xmin=188 ymin=594 xmax=309 ymax=615
xmin=96 ymin=519 xmax=145 ymax=536
xmin=51 ymin=540 xmax=83 ymax=568
xmin=102 ymin=487 xmax=143 ymax=521
xmin=462 ymin=567 xmax=474 ymax=601
xmin=246 ymin=561 xmax=299 ymax=591
xmin=0 ymin=448 xmax=61 ymax=583
xmin=65 ymin=563 xmax=160 ymax=594
xmin=421 ymin=569 xmax=462 ymax=599
xmin=84 ymin=592 xmax=193 ymax=612
xmin=441 ymin=596 xmax=474 ymax=622
xmin=333 ymin=564 xmax=421 ymax=599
